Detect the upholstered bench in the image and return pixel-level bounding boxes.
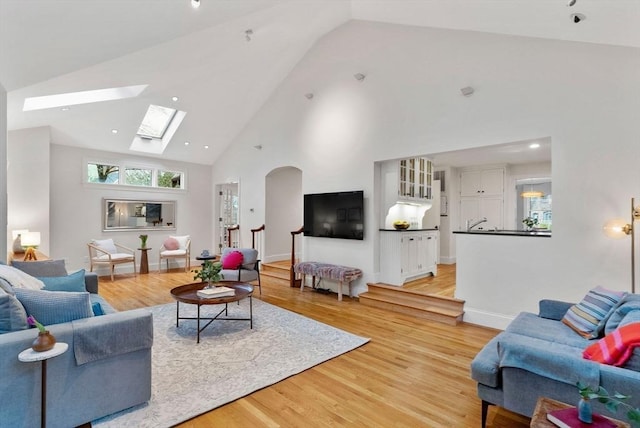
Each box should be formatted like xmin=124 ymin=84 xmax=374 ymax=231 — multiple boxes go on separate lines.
xmin=294 ymin=262 xmax=362 ymax=301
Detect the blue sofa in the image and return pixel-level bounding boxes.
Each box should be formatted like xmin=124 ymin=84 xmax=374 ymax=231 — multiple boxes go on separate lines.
xmin=0 ymin=260 xmax=153 ymax=428
xmin=471 ymin=298 xmax=640 ymax=427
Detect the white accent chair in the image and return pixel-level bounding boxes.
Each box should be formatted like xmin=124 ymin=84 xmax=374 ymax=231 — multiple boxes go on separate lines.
xmin=87 ymin=238 xmax=136 ymax=281
xmin=219 ymin=247 xmax=261 ymax=294
xmin=158 ymin=235 xmax=191 ymax=272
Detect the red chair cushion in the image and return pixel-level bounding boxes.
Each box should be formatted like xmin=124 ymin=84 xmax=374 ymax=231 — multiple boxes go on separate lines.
xmin=163 ymin=237 xmax=179 ymax=251
xmin=222 ymin=250 xmax=244 ymax=269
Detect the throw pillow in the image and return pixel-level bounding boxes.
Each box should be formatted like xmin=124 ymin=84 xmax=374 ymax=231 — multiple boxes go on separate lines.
xmin=15 ymin=288 xmax=94 ymax=326
xmin=0 ymin=264 xmax=45 ymax=290
xmin=562 ymin=286 xmax=627 ymax=338
xmin=40 ymin=269 xmax=86 ymax=293
xmin=222 ymin=250 xmax=244 ymax=269
xmin=171 ymin=235 xmax=189 ymax=250
xmin=604 ymin=295 xmax=640 ymax=335
xmin=0 ymin=288 xmax=28 ymax=334
xmin=92 ymin=302 xmax=105 ymax=316
xmin=163 ymin=237 xmax=180 ymax=251
xmin=91 ymin=238 xmax=118 ymax=254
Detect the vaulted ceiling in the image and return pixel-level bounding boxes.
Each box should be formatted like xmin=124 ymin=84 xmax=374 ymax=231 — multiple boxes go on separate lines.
xmin=1 ymin=0 xmax=639 ymax=165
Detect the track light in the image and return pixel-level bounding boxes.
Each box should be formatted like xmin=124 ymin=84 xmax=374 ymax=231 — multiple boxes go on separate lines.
xmin=304 ymin=93 xmax=314 ymax=100
xmin=354 ymin=73 xmax=366 ymax=82
xmin=571 ymin=13 xmax=586 ymax=23
xmin=245 ymin=29 xmax=253 ymax=42
xmin=460 ymin=86 xmax=474 ymax=97
xmin=567 ymin=0 xmax=577 ymax=6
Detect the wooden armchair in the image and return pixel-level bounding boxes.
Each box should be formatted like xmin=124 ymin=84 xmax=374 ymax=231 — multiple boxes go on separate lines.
xmin=159 ymin=235 xmax=191 ymax=272
xmin=87 ymin=239 xmax=136 ymax=281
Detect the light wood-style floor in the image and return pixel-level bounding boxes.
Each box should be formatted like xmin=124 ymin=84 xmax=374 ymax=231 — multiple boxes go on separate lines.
xmin=99 ymin=269 xmax=529 ymax=428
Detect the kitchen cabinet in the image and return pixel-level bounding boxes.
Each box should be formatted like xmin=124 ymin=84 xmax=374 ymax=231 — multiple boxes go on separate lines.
xmin=398 ymin=157 xmax=433 ymax=202
xmin=459 ymin=167 xmax=505 ymax=230
xmin=379 ymin=230 xmax=438 ymax=286
xmin=460 ymin=168 xmax=504 ymax=197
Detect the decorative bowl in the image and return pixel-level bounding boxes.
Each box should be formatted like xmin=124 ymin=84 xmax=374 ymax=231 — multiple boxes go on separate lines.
xmin=393 ymin=223 xmax=410 ymax=230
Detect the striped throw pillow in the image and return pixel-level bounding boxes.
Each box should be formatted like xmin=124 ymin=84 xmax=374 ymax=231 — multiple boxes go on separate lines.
xmin=562 ymin=286 xmax=627 ymax=338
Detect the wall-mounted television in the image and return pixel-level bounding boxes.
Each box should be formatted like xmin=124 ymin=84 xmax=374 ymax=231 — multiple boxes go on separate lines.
xmin=304 ymin=191 xmax=364 ymax=240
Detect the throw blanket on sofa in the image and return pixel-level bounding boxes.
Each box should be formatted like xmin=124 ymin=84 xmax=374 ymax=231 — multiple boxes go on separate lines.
xmin=583 ymin=322 xmax=640 ymax=366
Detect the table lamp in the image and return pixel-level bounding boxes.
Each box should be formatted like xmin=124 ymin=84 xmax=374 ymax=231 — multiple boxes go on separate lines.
xmin=21 ymin=232 xmax=41 ymax=261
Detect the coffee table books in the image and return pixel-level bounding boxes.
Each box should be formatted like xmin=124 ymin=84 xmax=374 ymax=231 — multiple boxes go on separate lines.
xmin=197 ymin=286 xmax=235 ymax=298
xmin=547 ymin=407 xmax=617 ymax=428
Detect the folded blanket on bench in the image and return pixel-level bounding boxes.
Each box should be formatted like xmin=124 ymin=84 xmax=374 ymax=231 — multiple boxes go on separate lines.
xmin=584 ymin=322 xmax=640 ymax=366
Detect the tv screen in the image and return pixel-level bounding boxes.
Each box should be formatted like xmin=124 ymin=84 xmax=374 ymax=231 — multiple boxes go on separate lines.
xmin=145 ymin=203 xmax=162 ymax=223
xmin=304 ymin=191 xmax=364 ymax=240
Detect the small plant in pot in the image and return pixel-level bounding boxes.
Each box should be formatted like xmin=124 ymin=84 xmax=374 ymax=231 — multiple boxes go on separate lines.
xmin=577 ymin=382 xmax=640 ymax=426
xmin=522 ymin=217 xmax=538 ymax=230
xmin=192 ymin=260 xmax=224 ymax=289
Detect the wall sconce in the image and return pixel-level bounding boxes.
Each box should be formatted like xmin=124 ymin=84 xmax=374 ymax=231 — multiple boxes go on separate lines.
xmin=603 ymin=198 xmax=640 ymax=293
xmin=21 ymin=231 xmax=41 ymax=261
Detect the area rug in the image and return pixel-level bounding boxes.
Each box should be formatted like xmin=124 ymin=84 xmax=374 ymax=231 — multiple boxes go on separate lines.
xmin=93 ymin=299 xmax=369 ymax=427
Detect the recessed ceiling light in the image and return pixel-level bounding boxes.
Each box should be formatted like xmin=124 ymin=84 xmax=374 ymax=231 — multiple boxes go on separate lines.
xmin=204 ymin=145 xmax=209 ymax=149
xmin=184 ymin=141 xmax=190 ymax=146
xmin=191 ymin=0 xmax=200 ymax=9
xmin=529 ymin=143 xmax=540 ymax=149
xmin=61 ymin=107 xmax=70 ymax=111
xmin=172 ymin=96 xmax=179 ymax=102
xmin=111 ymin=129 xmax=118 ymax=134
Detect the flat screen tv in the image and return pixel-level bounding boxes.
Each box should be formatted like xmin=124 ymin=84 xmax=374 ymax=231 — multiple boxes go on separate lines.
xmin=304 ymin=191 xmax=364 ymax=240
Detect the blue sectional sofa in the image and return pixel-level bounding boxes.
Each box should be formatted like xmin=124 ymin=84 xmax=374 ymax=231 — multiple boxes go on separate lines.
xmin=471 ymin=297 xmax=640 ymax=427
xmin=0 ymin=260 xmax=153 ymax=428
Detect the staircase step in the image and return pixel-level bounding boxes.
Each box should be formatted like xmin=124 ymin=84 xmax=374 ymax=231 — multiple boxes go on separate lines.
xmin=366 ymin=283 xmax=465 ymax=312
xmin=359 ymin=292 xmax=463 ymax=325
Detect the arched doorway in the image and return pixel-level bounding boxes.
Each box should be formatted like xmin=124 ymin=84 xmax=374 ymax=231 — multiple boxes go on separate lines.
xmin=264 ymin=166 xmax=302 ymax=263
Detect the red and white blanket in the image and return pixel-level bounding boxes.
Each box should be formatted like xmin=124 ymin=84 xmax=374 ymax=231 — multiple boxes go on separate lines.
xmin=583 ymin=322 xmax=640 ymax=366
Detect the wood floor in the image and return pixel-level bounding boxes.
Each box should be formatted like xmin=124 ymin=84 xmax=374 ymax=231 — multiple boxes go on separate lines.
xmin=98 ymin=269 xmax=529 ymax=428
xmin=401 ymin=263 xmax=457 ymax=297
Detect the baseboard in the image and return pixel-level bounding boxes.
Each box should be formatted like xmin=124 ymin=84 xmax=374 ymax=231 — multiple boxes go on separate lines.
xmin=439 ymin=256 xmax=456 ymax=265
xmin=263 ymin=253 xmax=290 ymax=263
xmin=462 ymin=307 xmax=514 ymax=330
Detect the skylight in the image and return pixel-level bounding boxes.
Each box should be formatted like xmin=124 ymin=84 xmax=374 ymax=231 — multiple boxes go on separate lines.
xmin=137 ymin=104 xmax=177 ymax=139
xmin=23 ymin=84 xmax=147 ymax=111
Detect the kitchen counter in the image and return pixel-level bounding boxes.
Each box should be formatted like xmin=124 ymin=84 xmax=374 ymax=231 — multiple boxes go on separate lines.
xmin=453 ymin=229 xmax=551 ymax=237
xmin=379 ymin=228 xmax=439 ymax=232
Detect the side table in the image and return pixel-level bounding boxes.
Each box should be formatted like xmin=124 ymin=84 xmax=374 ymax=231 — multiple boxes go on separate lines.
xmin=18 ymin=342 xmax=69 ymax=428
xmin=530 ymin=396 xmax=630 ymax=427
xmin=138 ymin=247 xmax=152 ymax=274
xmin=196 ymin=254 xmax=218 ymax=266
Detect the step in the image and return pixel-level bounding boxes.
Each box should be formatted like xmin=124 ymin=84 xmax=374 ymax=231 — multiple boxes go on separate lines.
xmin=359 ymin=292 xmax=464 ymax=325
xmin=366 ymin=283 xmax=465 ymax=312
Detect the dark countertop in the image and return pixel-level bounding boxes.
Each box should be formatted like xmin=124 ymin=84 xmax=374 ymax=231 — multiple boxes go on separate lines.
xmin=379 ymin=228 xmax=439 ymax=232
xmin=453 ymin=229 xmax=551 ymax=237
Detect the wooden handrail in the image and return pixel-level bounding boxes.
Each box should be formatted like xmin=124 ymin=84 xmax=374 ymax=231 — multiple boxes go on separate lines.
xmin=290 ymin=226 xmax=304 ymax=288
xmin=251 ymin=224 xmax=265 ymax=250
xmin=227 ymin=224 xmax=240 ymax=248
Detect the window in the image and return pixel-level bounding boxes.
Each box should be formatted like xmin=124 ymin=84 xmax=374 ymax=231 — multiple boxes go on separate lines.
xmin=124 ymin=168 xmax=152 ymax=187
xmin=87 ymin=163 xmax=119 ymax=183
xmin=137 ymin=105 xmax=177 ymax=139
xmin=158 ymin=170 xmax=183 ymax=189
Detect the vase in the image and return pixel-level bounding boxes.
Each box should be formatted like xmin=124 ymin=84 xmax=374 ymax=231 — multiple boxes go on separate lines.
xmin=578 ymin=397 xmax=593 ymax=423
xmin=32 ymin=330 xmax=56 ymax=352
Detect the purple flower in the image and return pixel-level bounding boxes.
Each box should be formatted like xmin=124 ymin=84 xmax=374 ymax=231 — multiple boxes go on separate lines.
xmin=27 ymin=315 xmax=46 ymax=333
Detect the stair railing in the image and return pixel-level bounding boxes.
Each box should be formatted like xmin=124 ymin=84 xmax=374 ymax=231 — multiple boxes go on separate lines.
xmin=251 ymin=224 xmax=265 ymax=250
xmin=290 ymin=226 xmax=304 ymax=288
xmin=227 ymin=224 xmax=240 ymax=248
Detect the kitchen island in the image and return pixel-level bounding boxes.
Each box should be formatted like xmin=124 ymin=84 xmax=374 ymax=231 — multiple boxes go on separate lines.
xmin=453 ymin=229 xmax=551 ymax=237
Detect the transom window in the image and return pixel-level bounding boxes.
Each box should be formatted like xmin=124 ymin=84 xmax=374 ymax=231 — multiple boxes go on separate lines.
xmin=86 ymin=161 xmax=185 ymax=190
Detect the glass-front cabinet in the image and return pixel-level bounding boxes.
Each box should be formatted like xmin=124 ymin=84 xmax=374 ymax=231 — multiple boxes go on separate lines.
xmin=398 ymin=157 xmax=433 ymax=202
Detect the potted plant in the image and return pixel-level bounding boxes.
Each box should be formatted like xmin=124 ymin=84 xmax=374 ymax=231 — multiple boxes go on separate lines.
xmin=577 ymin=382 xmax=640 ymax=426
xmin=192 ymin=260 xmax=224 ymax=288
xmin=522 ymin=217 xmax=538 ymax=230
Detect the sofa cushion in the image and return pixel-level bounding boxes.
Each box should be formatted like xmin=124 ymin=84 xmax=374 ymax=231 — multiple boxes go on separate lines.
xmin=506 ymin=312 xmax=591 ymax=348
xmin=40 ymin=269 xmax=86 ymax=292
xmin=12 ymin=259 xmax=68 ymax=277
xmin=15 ymin=288 xmax=94 ymax=326
xmin=562 ymin=286 xmax=626 ymax=338
xmin=91 ymin=238 xmax=118 ymax=254
xmin=0 ymin=287 xmax=28 ymax=333
xmin=604 ymin=294 xmax=640 ymax=335
xmin=0 ymin=264 xmax=45 ymax=290
xmin=222 ymin=250 xmax=244 ymax=269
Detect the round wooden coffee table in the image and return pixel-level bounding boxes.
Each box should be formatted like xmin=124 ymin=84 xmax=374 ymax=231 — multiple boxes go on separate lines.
xmin=170 ymin=282 xmax=253 ymax=343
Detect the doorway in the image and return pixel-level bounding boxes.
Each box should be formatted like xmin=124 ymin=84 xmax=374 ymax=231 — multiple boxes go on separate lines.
xmin=264 ymin=167 xmax=302 ymax=263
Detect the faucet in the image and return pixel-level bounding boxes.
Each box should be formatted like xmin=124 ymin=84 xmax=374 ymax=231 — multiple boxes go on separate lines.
xmin=467 ymin=217 xmax=488 ymax=231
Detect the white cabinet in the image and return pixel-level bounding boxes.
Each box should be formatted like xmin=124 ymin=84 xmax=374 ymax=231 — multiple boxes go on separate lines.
xmin=460 ymin=168 xmax=504 ymax=197
xmin=459 ymin=167 xmax=505 ymax=230
xmin=380 ymin=230 xmax=438 ymax=286
xmin=398 ymin=157 xmax=433 ymax=202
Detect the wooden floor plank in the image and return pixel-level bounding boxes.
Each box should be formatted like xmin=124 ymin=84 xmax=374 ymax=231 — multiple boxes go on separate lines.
xmin=97 ymin=269 xmax=529 ymax=427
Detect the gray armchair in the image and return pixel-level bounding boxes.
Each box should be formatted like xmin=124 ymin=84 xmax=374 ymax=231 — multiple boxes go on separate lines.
xmin=219 ymin=247 xmax=261 ymax=294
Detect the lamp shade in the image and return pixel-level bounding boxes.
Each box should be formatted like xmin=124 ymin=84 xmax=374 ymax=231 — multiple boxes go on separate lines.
xmin=12 ymin=229 xmax=29 ymax=240
xmin=21 ymin=232 xmax=41 ymax=247
xmin=603 ymin=218 xmax=630 ymax=239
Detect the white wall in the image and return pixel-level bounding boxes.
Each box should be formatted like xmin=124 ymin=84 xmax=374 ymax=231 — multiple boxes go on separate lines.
xmin=49 ymin=144 xmax=213 ymax=273
xmin=7 ymin=127 xmax=50 ymax=254
xmin=264 ymin=166 xmax=302 ymax=262
xmin=211 ymin=20 xmax=640 ymax=323
xmin=0 ymin=84 xmax=6 ymax=263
